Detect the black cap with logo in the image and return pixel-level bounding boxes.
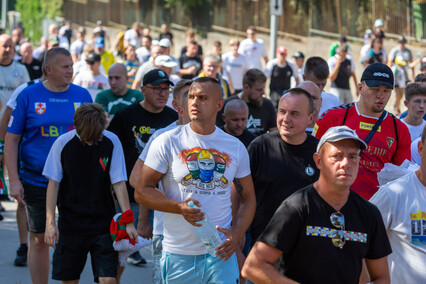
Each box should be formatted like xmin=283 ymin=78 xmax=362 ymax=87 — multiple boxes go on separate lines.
xmin=143 ymin=69 xmax=174 ymax=86
xmin=360 ymin=63 xmax=394 ymax=89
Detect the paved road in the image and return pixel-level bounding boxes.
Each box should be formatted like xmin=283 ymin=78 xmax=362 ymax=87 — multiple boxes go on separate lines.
xmin=0 ymin=200 xmax=154 ymax=284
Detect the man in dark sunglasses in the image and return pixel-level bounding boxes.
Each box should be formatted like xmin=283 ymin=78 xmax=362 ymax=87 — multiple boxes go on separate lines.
xmin=242 ymin=125 xmax=392 ymax=284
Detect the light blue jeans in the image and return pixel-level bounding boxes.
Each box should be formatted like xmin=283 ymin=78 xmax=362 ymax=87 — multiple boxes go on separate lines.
xmin=152 ymin=234 xmax=164 ymax=284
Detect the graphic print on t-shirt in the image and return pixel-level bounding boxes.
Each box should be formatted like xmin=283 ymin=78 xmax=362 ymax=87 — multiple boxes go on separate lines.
xmin=35 ymin=102 xmax=46 ymax=114
xmin=179 ymin=147 xmax=231 ymax=190
xmin=411 ymin=210 xmax=426 ymax=247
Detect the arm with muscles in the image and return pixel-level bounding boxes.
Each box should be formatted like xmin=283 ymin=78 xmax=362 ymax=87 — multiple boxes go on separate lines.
xmin=365 ymin=257 xmax=390 ymax=284
xmin=242 ymin=242 xmax=299 ymax=284
xmin=215 ymin=175 xmax=256 ymax=261
xmin=135 ymin=164 xmax=205 ymax=226
xmin=45 ymin=179 xmax=60 ymax=249
xmin=113 ymin=180 xmax=138 ymax=242
xmin=129 ymin=159 xmax=153 ymax=239
xmin=4 ymin=133 xmax=24 ymax=204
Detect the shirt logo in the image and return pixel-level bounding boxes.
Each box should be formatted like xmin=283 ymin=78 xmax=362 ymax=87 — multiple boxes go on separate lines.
xmin=99 ymin=157 xmax=109 ymax=171
xmin=359 ymin=122 xmax=381 ymax=132
xmin=411 ymin=210 xmax=426 ymax=247
xmin=246 ymin=115 xmax=261 ymax=129
xmin=386 ymin=137 xmax=394 ymax=149
xmin=305 ymin=166 xmax=315 ymax=176
xmin=179 ymin=147 xmax=231 ymax=190
xmin=35 ymin=102 xmax=46 ymax=115
xmin=74 ymin=102 xmax=81 ymax=111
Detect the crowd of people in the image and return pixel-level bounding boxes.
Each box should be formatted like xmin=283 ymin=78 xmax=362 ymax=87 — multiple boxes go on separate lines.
xmin=0 ymin=17 xmax=425 ymax=284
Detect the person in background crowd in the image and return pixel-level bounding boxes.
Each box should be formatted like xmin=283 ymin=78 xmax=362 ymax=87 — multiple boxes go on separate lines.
xmin=124 ymin=22 xmax=143 ymax=49
xmin=19 ymin=42 xmax=43 ymax=80
xmin=293 ymin=51 xmax=305 ymax=83
xmin=221 ymin=38 xmax=248 ymax=95
xmin=132 ymin=44 xmax=165 ymax=89
xmin=158 ymin=23 xmax=174 ymax=45
xmin=180 ymin=29 xmax=203 ymax=59
xmin=196 ymin=54 xmax=231 ymax=99
xmin=400 ymin=82 xmax=426 ymax=141
xmin=70 ymin=27 xmax=87 ymax=63
xmin=94 ymin=36 xmax=115 ymax=75
xmin=119 ymin=44 xmax=140 ymax=88
xmin=179 ymin=40 xmax=202 ymax=80
xmin=136 ymin=35 xmax=152 ymax=63
xmin=238 ymin=26 xmax=268 ymax=70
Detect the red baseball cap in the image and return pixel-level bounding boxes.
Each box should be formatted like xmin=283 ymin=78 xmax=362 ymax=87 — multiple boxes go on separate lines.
xmin=276 ymin=46 xmax=287 ymax=54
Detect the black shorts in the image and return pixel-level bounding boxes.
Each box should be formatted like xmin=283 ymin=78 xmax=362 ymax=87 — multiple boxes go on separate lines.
xmin=22 ymin=182 xmax=47 ymax=233
xmin=52 ymin=233 xmax=118 ymax=282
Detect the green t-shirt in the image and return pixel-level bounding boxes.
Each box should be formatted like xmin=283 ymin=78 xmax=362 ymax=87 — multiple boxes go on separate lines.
xmin=95 ymin=88 xmax=144 ymax=117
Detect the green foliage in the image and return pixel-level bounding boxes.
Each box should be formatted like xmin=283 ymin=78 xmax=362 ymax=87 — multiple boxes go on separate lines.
xmin=164 ymin=0 xmax=208 ymax=9
xmin=15 ymin=0 xmax=63 ymax=43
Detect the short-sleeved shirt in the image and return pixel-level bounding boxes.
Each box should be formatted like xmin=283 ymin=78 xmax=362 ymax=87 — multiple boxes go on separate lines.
xmin=119 ymin=59 xmax=140 ymax=88
xmin=238 ymin=38 xmax=267 ymax=70
xmin=313 ymin=103 xmax=411 ymax=199
xmin=328 ymin=55 xmax=356 ymax=89
xmin=144 ymin=124 xmax=251 ymax=255
xmin=19 ymin=58 xmax=43 ymax=80
xmin=401 ymin=119 xmax=426 ymax=142
xmin=248 ymin=131 xmax=319 ymax=244
xmin=179 ymin=54 xmax=202 ymax=79
xmin=259 ymin=184 xmax=392 ymax=283
xmin=95 ymin=88 xmax=143 ymax=118
xmin=370 ymin=172 xmax=426 ymax=283
xmin=43 ymin=130 xmax=127 ymax=235
xmin=100 ymin=51 xmax=115 ymax=75
xmin=73 ymin=71 xmax=110 ymax=101
xmin=7 ymin=82 xmax=92 ymax=187
xmin=319 ymin=91 xmax=342 ymax=117
xmin=221 ymin=52 xmax=248 ymax=90
xmin=0 ymin=60 xmax=30 ymax=116
xmin=264 ymin=59 xmax=298 ymax=92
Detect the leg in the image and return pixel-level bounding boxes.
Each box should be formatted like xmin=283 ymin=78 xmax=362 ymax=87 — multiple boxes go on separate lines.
xmin=28 ymin=232 xmax=50 ymax=284
xmin=116 ymin=265 xmax=124 ymax=284
xmin=152 ymin=235 xmax=164 ymax=284
xmin=14 ymin=202 xmax=28 ymax=266
xmin=99 ymin=277 xmax=116 ymax=284
xmin=91 ymin=234 xmax=118 ymax=284
xmin=62 ymin=280 xmax=79 ymax=284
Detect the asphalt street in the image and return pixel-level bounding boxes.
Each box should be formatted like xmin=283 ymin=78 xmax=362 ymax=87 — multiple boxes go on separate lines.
xmin=0 ymin=199 xmax=154 ymax=284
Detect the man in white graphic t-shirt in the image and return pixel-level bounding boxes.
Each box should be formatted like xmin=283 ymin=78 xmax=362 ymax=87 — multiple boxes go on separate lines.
xmin=135 ymin=77 xmax=256 ymax=283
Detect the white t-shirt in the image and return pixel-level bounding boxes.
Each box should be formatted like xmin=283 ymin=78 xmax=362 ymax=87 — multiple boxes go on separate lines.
xmin=139 ymin=121 xmax=179 ymax=235
xmin=370 ymin=171 xmax=426 ymax=284
xmin=0 ymin=61 xmax=30 ymax=116
xmin=221 ymin=52 xmax=248 ymax=90
xmin=319 ymin=91 xmax=342 ymax=116
xmin=402 ymin=119 xmax=426 ymax=142
xmin=144 ymin=124 xmax=251 ymax=255
xmin=135 ymin=47 xmax=150 ymax=63
xmin=238 ymin=38 xmax=267 ymax=70
xmin=70 ymin=39 xmax=86 ymax=57
xmin=411 ymin=137 xmax=421 ymax=165
xmin=124 ymin=29 xmax=141 ymax=48
xmin=73 ymin=71 xmax=110 ymax=101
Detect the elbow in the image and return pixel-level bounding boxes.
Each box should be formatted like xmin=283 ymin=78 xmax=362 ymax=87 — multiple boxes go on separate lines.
xmin=134 ymin=186 xmax=146 ymax=205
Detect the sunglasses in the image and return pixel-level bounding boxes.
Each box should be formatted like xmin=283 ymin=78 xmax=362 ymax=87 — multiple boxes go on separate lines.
xmin=330 ymin=212 xmax=345 ymax=249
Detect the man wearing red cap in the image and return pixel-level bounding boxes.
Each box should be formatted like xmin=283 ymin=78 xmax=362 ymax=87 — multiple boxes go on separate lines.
xmin=265 ymin=46 xmax=299 ymax=108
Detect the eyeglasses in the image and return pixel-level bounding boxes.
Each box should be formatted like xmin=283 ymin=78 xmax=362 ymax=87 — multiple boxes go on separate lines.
xmin=144 ymin=86 xmax=171 ymax=94
xmin=330 ymin=212 xmax=345 ymax=249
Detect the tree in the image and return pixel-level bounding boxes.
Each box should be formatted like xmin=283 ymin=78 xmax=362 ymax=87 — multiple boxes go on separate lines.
xmin=15 ymin=0 xmax=62 ymax=43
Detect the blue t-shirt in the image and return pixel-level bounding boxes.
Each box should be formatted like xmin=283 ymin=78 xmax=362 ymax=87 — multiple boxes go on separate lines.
xmin=7 ymin=82 xmax=92 ymax=187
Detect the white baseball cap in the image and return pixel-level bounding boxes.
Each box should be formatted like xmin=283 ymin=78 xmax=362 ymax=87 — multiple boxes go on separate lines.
xmin=155 ymin=55 xmax=177 ymax=68
xmin=159 ymin=38 xmax=172 ymax=48
xmin=317 ymin=126 xmax=367 ymax=152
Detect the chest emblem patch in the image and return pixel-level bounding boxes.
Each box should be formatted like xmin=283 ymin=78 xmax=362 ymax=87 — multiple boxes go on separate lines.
xmin=35 ymin=102 xmax=46 ymax=115
xmin=179 ymin=147 xmax=231 ymax=190
xmin=386 ymin=137 xmax=394 ymax=149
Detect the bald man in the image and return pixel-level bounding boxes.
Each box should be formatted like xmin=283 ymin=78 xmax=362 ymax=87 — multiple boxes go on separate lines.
xmin=135 ymin=77 xmax=256 ymax=283
xmin=95 ymin=63 xmax=144 ymax=120
xmin=298 ymin=80 xmax=322 ymax=134
xmin=222 ymin=99 xmax=256 ymax=147
xmin=19 ymin=42 xmax=43 ymax=80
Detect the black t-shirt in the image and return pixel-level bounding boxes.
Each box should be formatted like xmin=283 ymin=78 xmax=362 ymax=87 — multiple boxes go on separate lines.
xmin=159 ymin=32 xmax=173 ymax=41
xmin=216 ymin=96 xmax=276 ymax=137
xmin=270 ymin=64 xmax=293 ymax=92
xmin=220 ymin=126 xmax=256 ymax=148
xmin=332 ymin=58 xmax=352 ymax=89
xmin=57 ymin=135 xmax=116 ymax=235
xmin=259 ymin=184 xmax=392 ymax=283
xmin=179 ymin=54 xmax=202 ymax=79
xmin=248 ymin=131 xmax=319 ymax=244
xmin=108 ymin=103 xmax=177 ymax=201
xmin=180 ymin=45 xmax=203 ymax=57
xmin=19 ymin=58 xmax=42 ymax=80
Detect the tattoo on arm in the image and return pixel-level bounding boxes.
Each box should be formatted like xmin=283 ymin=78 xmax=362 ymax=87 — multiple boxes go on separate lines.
xmin=234 ymin=178 xmax=243 ymax=198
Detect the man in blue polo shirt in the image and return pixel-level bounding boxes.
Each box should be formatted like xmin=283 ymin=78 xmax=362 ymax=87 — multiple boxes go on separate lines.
xmin=5 ymin=47 xmax=92 ymax=284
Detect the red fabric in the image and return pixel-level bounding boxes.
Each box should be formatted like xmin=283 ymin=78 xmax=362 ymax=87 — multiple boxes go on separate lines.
xmin=116 ymin=230 xmax=136 ymax=245
xmin=118 ymin=210 xmax=135 ymax=225
xmin=110 ymin=219 xmax=118 ymax=235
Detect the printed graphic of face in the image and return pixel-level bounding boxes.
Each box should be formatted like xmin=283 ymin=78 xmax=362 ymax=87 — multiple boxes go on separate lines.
xmin=197 ymin=150 xmax=215 ymax=183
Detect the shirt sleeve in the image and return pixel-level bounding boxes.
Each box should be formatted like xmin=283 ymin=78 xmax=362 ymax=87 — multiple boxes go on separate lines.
xmin=7 ymin=89 xmax=28 ymax=135
xmin=312 ymin=110 xmax=337 ymax=139
xmin=105 ymin=131 xmax=128 ymax=184
xmin=264 ymin=60 xmax=273 ymax=77
xmin=144 ymin=133 xmax=170 ymax=174
xmin=42 ymin=133 xmax=70 ymax=182
xmin=94 ymin=92 xmax=108 ymax=112
xmin=411 ymin=138 xmax=421 ymax=165
xmin=369 ymin=186 xmax=393 ymax=230
xmin=327 ymin=57 xmax=336 ymax=72
xmin=234 ymin=142 xmax=251 ymax=179
xmin=364 ymin=203 xmax=393 ymax=259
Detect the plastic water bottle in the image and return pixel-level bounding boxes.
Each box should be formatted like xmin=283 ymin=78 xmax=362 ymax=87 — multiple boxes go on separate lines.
xmin=187 ymin=201 xmax=223 ymax=257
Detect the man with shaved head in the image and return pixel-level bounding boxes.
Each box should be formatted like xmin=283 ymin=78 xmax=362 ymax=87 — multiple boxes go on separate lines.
xmin=135 ymin=77 xmax=256 ymax=283
xmin=248 ymin=88 xmax=320 ymax=248
xmin=0 ymin=33 xmax=30 ymax=267
xmin=19 ymin=42 xmax=42 ymax=80
xmin=95 ymin=63 xmax=144 ymax=120
xmin=5 ymin=47 xmax=92 ymax=283
xmin=298 ymin=80 xmax=322 ymax=134
xmin=222 ymin=99 xmax=255 ymax=147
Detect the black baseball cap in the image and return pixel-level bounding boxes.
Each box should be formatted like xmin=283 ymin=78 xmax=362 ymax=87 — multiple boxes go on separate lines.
xmin=293 ymin=51 xmax=305 ymax=59
xmin=397 ymin=35 xmax=407 ymax=43
xmin=360 ymin=63 xmax=394 ymax=89
xmin=143 ymin=69 xmax=174 ymax=86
